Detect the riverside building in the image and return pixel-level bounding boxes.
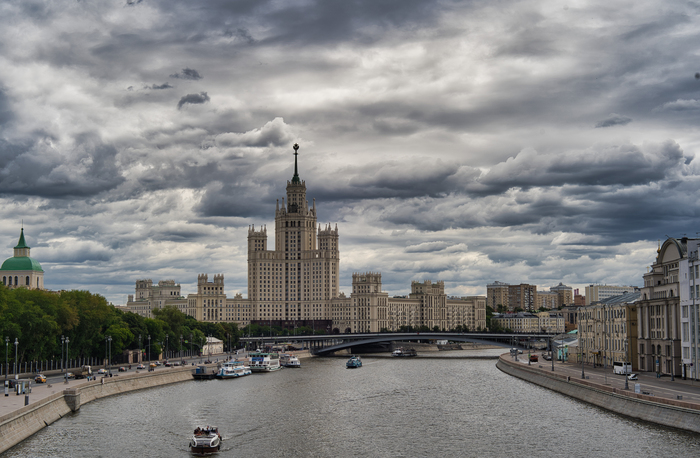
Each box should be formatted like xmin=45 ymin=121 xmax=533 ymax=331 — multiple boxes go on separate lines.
xmin=124 ymin=145 xmax=486 ymax=333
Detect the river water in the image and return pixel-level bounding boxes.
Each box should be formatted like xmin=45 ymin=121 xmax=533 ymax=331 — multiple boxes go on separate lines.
xmin=4 ymin=350 xmax=700 ymax=457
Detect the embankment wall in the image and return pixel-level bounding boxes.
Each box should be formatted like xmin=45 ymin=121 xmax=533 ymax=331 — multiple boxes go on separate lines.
xmin=0 ymin=365 xmax=202 ymax=454
xmin=497 ymin=357 xmax=700 ymax=433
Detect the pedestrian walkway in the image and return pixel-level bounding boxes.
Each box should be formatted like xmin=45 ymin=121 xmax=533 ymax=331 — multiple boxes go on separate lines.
xmin=509 ymin=353 xmax=700 ymax=407
xmin=0 ymin=377 xmax=92 ymax=419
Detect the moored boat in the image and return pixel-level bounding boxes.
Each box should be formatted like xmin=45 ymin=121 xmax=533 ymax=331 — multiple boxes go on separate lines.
xmin=216 ymin=360 xmax=252 ymax=379
xmin=189 ymin=426 xmax=221 ymax=453
xmin=192 ymin=365 xmax=217 ymax=380
xmin=248 ymin=351 xmax=282 ymax=372
xmin=280 ymin=354 xmax=301 ymax=368
xmin=346 ymin=355 xmax=362 ymax=368
xmin=392 ymin=347 xmax=417 ymax=357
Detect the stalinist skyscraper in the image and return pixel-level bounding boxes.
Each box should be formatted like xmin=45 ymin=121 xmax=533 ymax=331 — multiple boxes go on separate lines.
xmin=247 ymin=144 xmax=340 ymax=322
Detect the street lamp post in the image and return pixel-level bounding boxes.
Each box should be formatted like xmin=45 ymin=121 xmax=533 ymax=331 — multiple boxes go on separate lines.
xmin=180 ymin=334 xmax=183 ymax=362
xmin=190 ymin=333 xmax=193 ymax=357
xmin=61 ymin=335 xmax=65 ymax=374
xmin=166 ymin=335 xmax=169 ymax=361
xmin=4 ymin=337 xmax=8 ymax=380
xmin=147 ymin=335 xmax=151 ymax=368
xmin=107 ymin=336 xmax=112 ymax=375
xmin=624 ymin=340 xmax=629 ymax=390
xmin=581 ymin=337 xmax=585 ymax=379
xmin=14 ymin=338 xmax=18 ymax=380
xmin=138 ymin=334 xmax=142 ymax=363
xmin=64 ymin=337 xmax=69 ymax=384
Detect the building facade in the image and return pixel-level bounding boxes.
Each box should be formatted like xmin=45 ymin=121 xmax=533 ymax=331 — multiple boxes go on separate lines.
xmin=637 ymin=238 xmax=684 ymax=377
xmin=679 ymin=238 xmax=700 ymax=379
xmin=585 ymin=284 xmax=637 ymax=305
xmin=123 ymin=145 xmax=486 ymax=333
xmin=577 ymin=292 xmax=639 ymax=369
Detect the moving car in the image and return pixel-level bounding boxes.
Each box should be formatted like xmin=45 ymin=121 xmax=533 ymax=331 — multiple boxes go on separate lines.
xmin=628 ymin=373 xmax=638 ymax=381
xmin=66 ymin=372 xmax=75 ymax=379
xmin=34 ymin=374 xmax=47 ymax=383
xmin=136 ymin=364 xmax=146 ymax=370
xmin=97 ymin=368 xmax=106 ymax=374
xmin=118 ymin=366 xmax=127 ymax=372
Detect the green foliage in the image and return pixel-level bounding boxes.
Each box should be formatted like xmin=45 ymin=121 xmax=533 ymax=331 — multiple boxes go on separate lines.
xmin=0 ymin=285 xmax=241 ymax=363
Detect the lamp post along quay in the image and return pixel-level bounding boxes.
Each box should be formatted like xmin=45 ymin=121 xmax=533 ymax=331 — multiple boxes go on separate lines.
xmin=13 ymin=338 xmax=18 ymax=380
xmin=64 ymin=337 xmax=69 ymax=384
xmin=4 ymin=336 xmax=8 ymax=380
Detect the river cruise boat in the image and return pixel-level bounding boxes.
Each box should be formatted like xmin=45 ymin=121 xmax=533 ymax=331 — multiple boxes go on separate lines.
xmin=392 ymin=348 xmax=417 ymax=357
xmin=346 ymin=355 xmax=362 ymax=368
xmin=280 ymin=354 xmax=301 ymax=368
xmin=216 ymin=360 xmax=252 ymax=379
xmin=248 ymin=352 xmax=282 ymax=372
xmin=189 ymin=426 xmax=221 ymax=453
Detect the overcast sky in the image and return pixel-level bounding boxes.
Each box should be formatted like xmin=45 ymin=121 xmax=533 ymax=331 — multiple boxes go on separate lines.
xmin=1 ymin=0 xmax=699 ymax=305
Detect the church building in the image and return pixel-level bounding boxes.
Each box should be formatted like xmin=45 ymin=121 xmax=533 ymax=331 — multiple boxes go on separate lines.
xmin=1 ymin=228 xmax=44 ymax=290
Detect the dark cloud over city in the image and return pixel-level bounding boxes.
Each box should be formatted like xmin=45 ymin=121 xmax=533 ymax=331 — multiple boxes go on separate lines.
xmin=0 ymin=0 xmax=699 ymax=304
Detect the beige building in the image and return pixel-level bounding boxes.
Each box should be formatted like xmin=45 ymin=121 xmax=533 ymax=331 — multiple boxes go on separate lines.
xmin=637 ymin=238 xmax=683 ymax=376
xmin=492 ymin=312 xmax=540 ymax=333
xmin=330 ymin=275 xmax=486 ymax=333
xmin=123 ymin=145 xmax=485 ymax=333
xmin=578 ymin=292 xmax=639 ymax=369
xmin=585 ymin=284 xmax=636 ymax=305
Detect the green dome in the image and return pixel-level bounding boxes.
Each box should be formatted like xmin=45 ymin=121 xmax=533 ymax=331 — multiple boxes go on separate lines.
xmin=0 ymin=256 xmax=43 ymax=272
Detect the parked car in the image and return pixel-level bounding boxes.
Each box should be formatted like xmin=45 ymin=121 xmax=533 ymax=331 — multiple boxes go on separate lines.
xmin=164 ymin=362 xmax=172 ymax=367
xmin=35 ymin=374 xmax=47 ymax=383
xmin=118 ymin=366 xmax=127 ymax=372
xmin=628 ymin=373 xmax=638 ymax=381
xmin=529 ymin=355 xmax=538 ymax=362
xmin=136 ymin=364 xmax=146 ymax=370
xmin=155 ymin=361 xmax=162 ymax=366
xmin=543 ymin=354 xmax=552 ymax=361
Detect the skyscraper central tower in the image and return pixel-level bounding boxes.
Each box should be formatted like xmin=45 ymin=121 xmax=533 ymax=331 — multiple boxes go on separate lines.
xmin=247 ymin=144 xmax=340 ymax=322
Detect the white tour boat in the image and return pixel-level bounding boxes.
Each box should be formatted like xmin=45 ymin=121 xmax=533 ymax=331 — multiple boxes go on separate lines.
xmin=248 ymin=352 xmax=282 ymax=372
xmin=216 ymin=360 xmax=252 ymax=379
xmin=280 ymin=354 xmax=301 ymax=368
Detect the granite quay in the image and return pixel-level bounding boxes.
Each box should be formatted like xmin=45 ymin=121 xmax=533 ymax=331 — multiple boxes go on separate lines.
xmin=0 ymin=364 xmax=209 ymax=454
xmin=497 ymin=353 xmax=700 ymax=433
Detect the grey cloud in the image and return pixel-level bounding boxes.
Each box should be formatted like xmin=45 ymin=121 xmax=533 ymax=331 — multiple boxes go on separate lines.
xmin=177 ymin=92 xmax=210 ymax=109
xmin=660 ymin=99 xmax=700 ymax=111
xmin=476 ymin=141 xmax=685 ymax=193
xmin=170 ymin=68 xmax=202 ymax=80
xmin=0 ymin=133 xmax=124 ymax=198
xmin=595 ymin=113 xmax=632 ymax=128
xmin=149 ymin=83 xmax=173 ymax=90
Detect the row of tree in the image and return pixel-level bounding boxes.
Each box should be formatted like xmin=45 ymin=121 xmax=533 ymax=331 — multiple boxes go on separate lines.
xmin=0 ymin=286 xmax=240 ymax=365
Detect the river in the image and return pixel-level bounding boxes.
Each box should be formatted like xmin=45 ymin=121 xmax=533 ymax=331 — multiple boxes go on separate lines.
xmin=4 ymin=350 xmax=700 ymax=457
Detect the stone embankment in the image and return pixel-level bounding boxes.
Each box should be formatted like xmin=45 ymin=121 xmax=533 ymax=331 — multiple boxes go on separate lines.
xmin=497 ymin=355 xmax=700 ymax=433
xmin=0 ymin=364 xmax=211 ymax=454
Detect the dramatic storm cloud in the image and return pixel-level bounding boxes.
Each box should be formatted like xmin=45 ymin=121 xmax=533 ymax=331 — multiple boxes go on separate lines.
xmin=0 ymin=0 xmax=699 ymax=304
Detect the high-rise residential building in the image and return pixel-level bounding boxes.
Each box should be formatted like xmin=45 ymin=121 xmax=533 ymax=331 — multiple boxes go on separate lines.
xmin=585 ymin=284 xmax=637 ymax=305
xmin=487 ymin=281 xmax=510 ymax=310
xmin=550 ymin=282 xmax=573 ymax=306
xmin=123 ymin=145 xmax=485 ymax=333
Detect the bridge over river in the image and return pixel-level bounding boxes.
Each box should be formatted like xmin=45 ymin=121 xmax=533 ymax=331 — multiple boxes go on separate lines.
xmin=240 ymin=332 xmax=563 ymax=356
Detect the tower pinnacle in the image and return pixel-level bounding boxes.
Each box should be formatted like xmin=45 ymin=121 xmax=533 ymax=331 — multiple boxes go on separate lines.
xmin=292 ymin=143 xmax=300 ymax=184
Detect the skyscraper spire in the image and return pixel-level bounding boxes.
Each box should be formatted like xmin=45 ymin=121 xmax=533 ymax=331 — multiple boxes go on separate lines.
xmin=291 ymin=143 xmax=301 ymax=184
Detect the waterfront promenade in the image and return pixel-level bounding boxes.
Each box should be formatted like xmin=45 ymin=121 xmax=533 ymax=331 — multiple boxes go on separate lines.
xmin=499 ymin=352 xmax=700 ymax=433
